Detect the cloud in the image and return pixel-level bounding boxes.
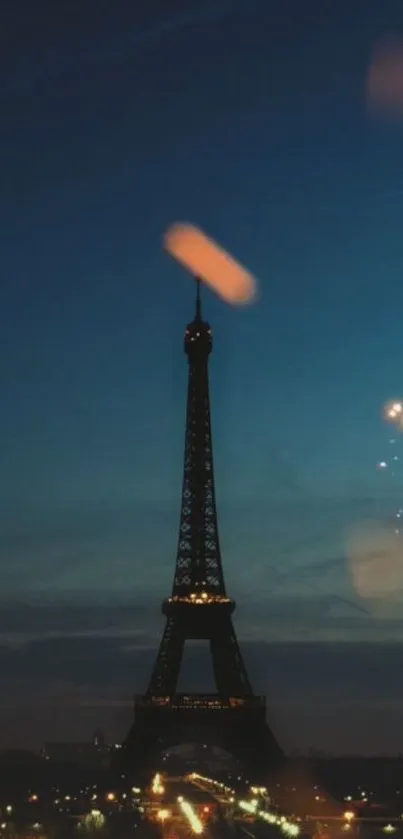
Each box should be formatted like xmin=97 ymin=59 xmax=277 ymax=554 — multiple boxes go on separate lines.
xmin=0 ymin=493 xmax=393 ymax=601
xmin=0 ymin=628 xmax=401 ymax=754
xmin=0 ymin=587 xmax=400 ymax=651
xmin=0 ymin=503 xmax=176 ymax=593
xmin=0 ymin=598 xmax=160 ymax=645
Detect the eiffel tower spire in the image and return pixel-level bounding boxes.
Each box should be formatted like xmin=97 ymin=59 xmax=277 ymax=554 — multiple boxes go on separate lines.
xmin=172 ymin=277 xmax=225 ymax=595
xmin=195 ymin=276 xmax=202 ymax=320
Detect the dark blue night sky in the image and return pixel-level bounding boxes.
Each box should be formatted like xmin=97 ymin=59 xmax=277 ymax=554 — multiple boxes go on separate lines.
xmin=1 ymin=0 xmax=403 ymax=753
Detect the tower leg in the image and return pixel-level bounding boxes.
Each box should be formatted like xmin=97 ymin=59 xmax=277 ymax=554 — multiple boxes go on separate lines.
xmin=210 ymin=615 xmax=253 ymax=696
xmin=146 ymin=618 xmax=184 ymax=697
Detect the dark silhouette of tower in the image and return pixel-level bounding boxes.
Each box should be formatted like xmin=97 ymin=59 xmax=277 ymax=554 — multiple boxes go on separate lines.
xmin=123 ymin=280 xmax=283 ymax=776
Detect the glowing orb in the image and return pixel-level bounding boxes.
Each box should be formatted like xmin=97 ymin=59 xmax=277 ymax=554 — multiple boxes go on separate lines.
xmin=367 ymin=37 xmax=403 ymax=117
xmin=383 ymin=399 xmax=403 ymax=428
xmin=348 ymin=520 xmax=403 ymax=602
xmin=163 ymin=223 xmax=257 ymax=305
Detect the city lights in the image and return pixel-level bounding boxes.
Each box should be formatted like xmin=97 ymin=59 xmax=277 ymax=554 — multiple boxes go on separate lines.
xmin=190 ymin=773 xmax=300 ymax=838
xmin=151 ymin=773 xmax=165 ymax=795
xmin=177 ymin=797 xmax=204 ymax=834
xmin=167 ymin=593 xmax=231 ymax=605
xmin=239 ymin=800 xmax=258 ymax=814
xmin=239 ymin=798 xmax=300 ymax=836
xmin=81 ymin=810 xmax=106 ymax=831
xmin=0 ymin=767 xmax=400 ymax=839
xmin=250 ymin=786 xmax=268 ymax=796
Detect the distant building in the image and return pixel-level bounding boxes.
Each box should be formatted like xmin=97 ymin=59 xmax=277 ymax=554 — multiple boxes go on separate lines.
xmin=41 ymin=734 xmax=111 ymax=767
xmin=93 ymin=730 xmax=105 ymax=748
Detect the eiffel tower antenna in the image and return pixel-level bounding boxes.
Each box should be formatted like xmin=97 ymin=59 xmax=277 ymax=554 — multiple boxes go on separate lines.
xmin=195 ymin=276 xmax=201 ymax=319
xmin=123 ymin=285 xmax=283 ymax=777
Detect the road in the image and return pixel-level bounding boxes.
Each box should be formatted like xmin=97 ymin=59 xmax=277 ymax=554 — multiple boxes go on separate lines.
xmin=236 ymin=823 xmax=287 ymax=839
xmin=144 ymin=774 xmax=292 ymax=839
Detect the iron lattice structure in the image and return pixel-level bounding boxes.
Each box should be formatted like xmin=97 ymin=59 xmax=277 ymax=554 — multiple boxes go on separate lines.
xmin=124 ymin=280 xmax=283 ymax=776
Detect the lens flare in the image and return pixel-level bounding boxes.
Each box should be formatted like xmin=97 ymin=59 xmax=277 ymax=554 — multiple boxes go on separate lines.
xmin=348 ymin=520 xmax=403 ymax=602
xmin=163 ymin=223 xmax=257 ymax=305
xmin=367 ymin=37 xmax=403 ymax=118
xmin=383 ymin=400 xmax=403 ymax=429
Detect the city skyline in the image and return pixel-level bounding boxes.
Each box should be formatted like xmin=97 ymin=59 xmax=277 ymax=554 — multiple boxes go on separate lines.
xmin=1 ymin=0 xmax=403 ymax=753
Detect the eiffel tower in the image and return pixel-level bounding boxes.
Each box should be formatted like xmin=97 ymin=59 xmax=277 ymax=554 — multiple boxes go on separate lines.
xmin=123 ymin=280 xmax=283 ymax=777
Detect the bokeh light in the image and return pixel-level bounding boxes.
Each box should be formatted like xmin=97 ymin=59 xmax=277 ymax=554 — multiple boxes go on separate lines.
xmin=163 ymin=223 xmax=257 ymax=305
xmin=347 ymin=520 xmax=403 ymax=603
xmin=384 ymin=399 xmax=403 ymax=427
xmin=367 ymin=36 xmax=403 ymax=118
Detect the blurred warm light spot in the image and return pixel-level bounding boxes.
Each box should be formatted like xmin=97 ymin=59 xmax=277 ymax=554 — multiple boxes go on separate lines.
xmin=383 ymin=399 xmax=403 ymax=428
xmin=367 ymin=37 xmax=403 ymax=117
xmin=163 ymin=223 xmax=257 ymax=305
xmin=347 ymin=520 xmax=403 ymax=602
